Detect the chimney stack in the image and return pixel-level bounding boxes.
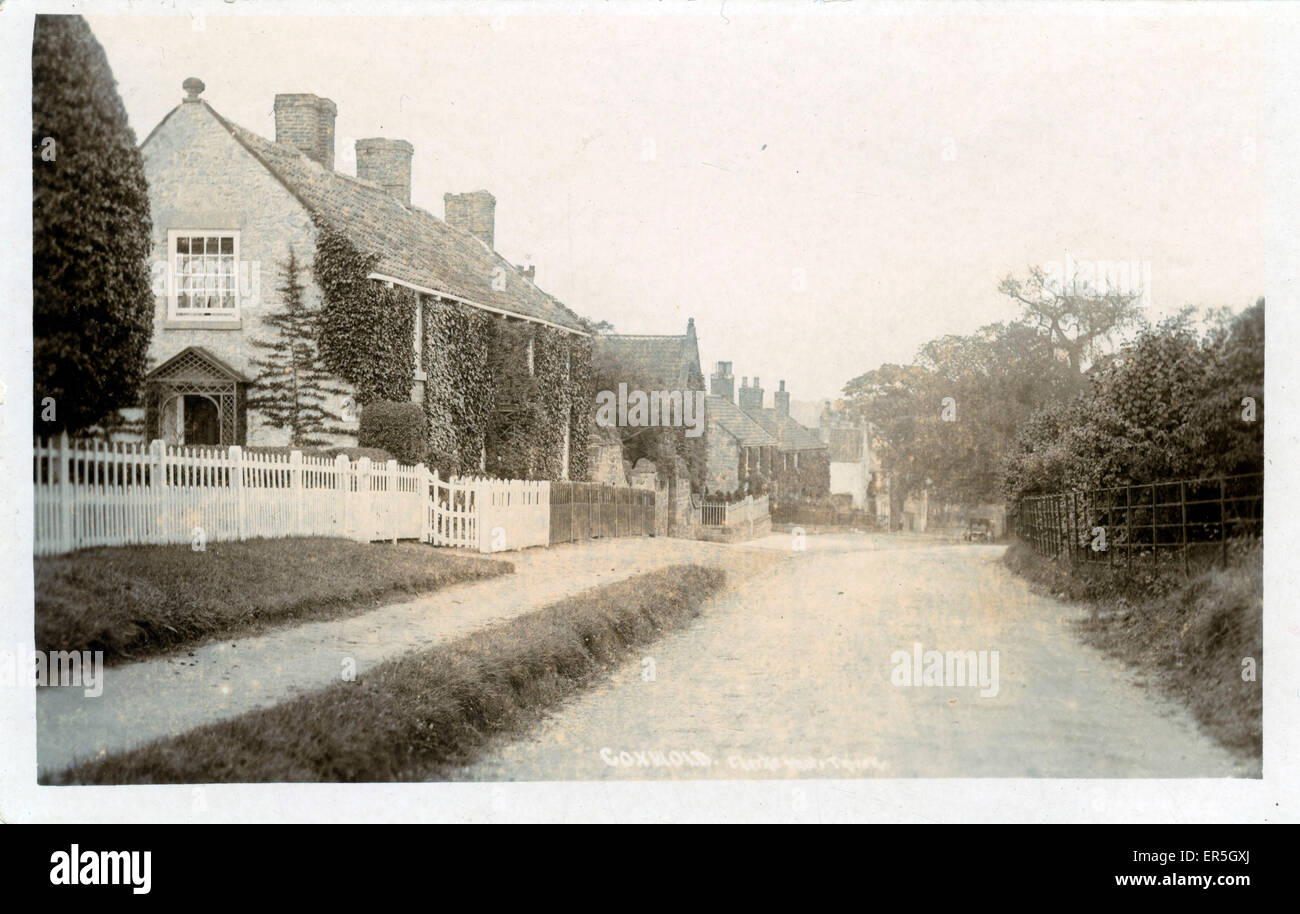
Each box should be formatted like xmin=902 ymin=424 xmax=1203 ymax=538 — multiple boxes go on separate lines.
xmin=445 ymin=190 xmax=496 ymax=249
xmin=710 ymin=361 xmax=734 ymax=402
xmin=356 ymin=138 xmax=414 ymax=206
xmin=774 ymin=379 xmax=790 ymax=417
xmin=274 ymin=94 xmax=337 ymax=170
xmin=517 ymin=264 xmax=536 ymax=282
xmin=739 ymin=376 xmax=764 ymax=413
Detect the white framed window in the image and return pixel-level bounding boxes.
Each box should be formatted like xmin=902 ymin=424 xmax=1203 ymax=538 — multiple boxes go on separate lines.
xmin=168 ymin=230 xmax=240 ymax=321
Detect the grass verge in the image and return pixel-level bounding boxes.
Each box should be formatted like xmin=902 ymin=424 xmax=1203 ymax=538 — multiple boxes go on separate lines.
xmin=36 ymin=537 xmax=511 ymax=665
xmin=49 ymin=563 xmax=727 ymax=783
xmin=1003 ymin=538 xmax=1261 ymax=758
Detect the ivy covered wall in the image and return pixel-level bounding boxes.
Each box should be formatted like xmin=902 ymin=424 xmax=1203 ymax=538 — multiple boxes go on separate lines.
xmin=313 ymin=221 xmax=417 ymax=406
xmin=312 ymin=220 xmax=593 ymax=480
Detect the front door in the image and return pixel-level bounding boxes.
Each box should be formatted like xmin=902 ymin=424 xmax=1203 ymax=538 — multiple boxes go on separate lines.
xmin=183 ymin=395 xmax=221 ymax=445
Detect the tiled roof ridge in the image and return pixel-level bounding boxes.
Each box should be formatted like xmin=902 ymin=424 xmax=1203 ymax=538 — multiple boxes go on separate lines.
xmin=196 ymin=100 xmax=590 ymax=333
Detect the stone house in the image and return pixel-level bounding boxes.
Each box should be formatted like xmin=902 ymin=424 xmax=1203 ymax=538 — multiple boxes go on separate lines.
xmin=591 ymin=318 xmax=706 ymax=489
xmin=735 ymin=376 xmax=830 ymax=501
xmin=134 ymin=78 xmax=590 ymax=472
xmin=703 ymin=362 xmax=779 ymax=496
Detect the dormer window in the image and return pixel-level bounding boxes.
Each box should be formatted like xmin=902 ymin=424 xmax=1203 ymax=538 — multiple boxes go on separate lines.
xmin=168 ymin=230 xmax=240 ymax=321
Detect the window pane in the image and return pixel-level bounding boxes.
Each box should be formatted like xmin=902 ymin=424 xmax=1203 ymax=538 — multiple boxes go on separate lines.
xmin=220 ymin=236 xmax=234 ymax=254
xmin=176 ymin=237 xmax=189 ymax=255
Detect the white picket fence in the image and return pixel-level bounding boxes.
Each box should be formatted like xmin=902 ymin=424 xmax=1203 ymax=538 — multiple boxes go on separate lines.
xmin=33 ymin=435 xmax=562 ymax=556
xmin=696 ymin=494 xmax=770 ymax=528
xmin=475 ymin=478 xmax=551 ymax=552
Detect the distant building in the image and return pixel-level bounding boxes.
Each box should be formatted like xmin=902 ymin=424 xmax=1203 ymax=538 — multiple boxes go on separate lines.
xmin=737 ymin=377 xmax=830 ymax=501
xmin=592 ymin=318 xmax=705 ymax=489
xmin=820 ymin=402 xmax=887 ymax=522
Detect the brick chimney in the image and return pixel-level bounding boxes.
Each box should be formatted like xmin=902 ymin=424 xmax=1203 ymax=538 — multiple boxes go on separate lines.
xmin=739 ymin=376 xmax=764 ymax=413
xmin=774 ymin=380 xmax=790 ymax=417
xmin=445 ymin=190 xmax=496 ymax=249
xmin=274 ymin=94 xmax=337 ymax=170
xmin=356 ymin=138 xmax=414 ymax=206
xmin=710 ymin=361 xmax=734 ymax=402
xmin=517 ymin=264 xmax=536 ymax=282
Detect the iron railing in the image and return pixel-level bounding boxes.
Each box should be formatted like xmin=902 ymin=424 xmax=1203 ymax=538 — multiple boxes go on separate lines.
xmin=1015 ymin=472 xmax=1262 ymax=573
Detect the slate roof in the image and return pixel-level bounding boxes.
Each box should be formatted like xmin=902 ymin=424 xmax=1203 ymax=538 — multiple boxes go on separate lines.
xmin=592 ymin=323 xmax=703 ymax=390
xmin=744 ymin=407 xmax=828 ymax=453
xmin=199 ymin=103 xmax=589 ymax=333
xmin=825 ymin=426 xmax=865 ymax=462
xmin=706 ymin=396 xmax=779 ymax=447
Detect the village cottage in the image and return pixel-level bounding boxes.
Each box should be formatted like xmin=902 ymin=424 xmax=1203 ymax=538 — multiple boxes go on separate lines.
xmin=736 ymin=376 xmax=830 ymax=501
xmin=132 ymin=78 xmax=592 ymax=478
xmin=701 ymin=363 xmax=829 ymax=500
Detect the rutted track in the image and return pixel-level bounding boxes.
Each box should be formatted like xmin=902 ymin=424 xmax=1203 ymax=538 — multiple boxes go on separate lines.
xmin=456 ymin=535 xmax=1256 ymax=779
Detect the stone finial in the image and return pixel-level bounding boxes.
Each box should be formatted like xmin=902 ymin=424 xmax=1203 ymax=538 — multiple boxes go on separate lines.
xmin=183 ymin=77 xmax=205 ymax=102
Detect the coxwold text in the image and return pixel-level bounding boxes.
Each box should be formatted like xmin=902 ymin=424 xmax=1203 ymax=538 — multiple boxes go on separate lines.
xmin=49 ymin=845 xmax=151 ymax=894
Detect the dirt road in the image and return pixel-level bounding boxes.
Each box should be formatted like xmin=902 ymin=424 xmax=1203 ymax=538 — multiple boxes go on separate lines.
xmin=458 ymin=534 xmax=1257 ymax=779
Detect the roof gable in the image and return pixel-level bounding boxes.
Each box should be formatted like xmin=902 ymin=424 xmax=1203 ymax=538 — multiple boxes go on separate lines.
xmin=148 ymin=346 xmax=251 ymax=383
xmin=707 ymin=396 xmax=778 ymax=447
xmin=744 ymin=407 xmax=828 ymax=452
xmin=593 ymin=330 xmax=703 ymax=389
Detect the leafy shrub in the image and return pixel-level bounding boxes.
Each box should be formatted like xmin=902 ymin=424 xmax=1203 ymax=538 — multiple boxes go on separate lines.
xmin=1003 ymin=301 xmax=1264 ymax=503
xmin=358 ymin=400 xmax=425 ymax=464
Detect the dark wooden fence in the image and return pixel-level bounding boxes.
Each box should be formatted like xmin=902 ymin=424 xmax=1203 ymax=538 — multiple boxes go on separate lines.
xmin=1016 ymin=472 xmax=1262 ymax=573
xmin=549 ymin=482 xmax=655 ymax=544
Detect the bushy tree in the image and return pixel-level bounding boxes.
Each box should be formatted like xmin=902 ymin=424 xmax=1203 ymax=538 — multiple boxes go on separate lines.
xmin=998 ymin=265 xmax=1146 ymax=374
xmin=1002 ymin=300 xmax=1264 ymax=503
xmin=246 ymin=251 xmax=345 ymax=447
xmin=844 ymin=319 xmax=1081 ymax=510
xmin=33 ymin=15 xmax=153 ymax=436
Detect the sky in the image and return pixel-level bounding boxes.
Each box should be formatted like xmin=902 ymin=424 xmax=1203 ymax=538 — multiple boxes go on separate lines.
xmin=86 ymin=5 xmax=1268 ymax=404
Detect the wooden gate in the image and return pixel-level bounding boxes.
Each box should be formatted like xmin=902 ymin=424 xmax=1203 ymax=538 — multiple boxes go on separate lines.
xmin=548 ymin=482 xmax=655 ymax=545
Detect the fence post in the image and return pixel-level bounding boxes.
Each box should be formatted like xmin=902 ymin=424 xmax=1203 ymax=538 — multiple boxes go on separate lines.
xmin=1125 ymin=486 xmax=1132 ymax=571
xmin=57 ymin=431 xmax=73 ymax=552
xmin=149 ymin=438 xmax=166 ymax=546
xmin=290 ymin=449 xmax=303 ymax=536
xmin=1154 ymin=483 xmax=1164 ymax=569
xmin=335 ymin=453 xmax=351 ymax=539
xmin=418 ymin=465 xmax=432 ymax=544
xmin=1105 ymin=491 xmax=1114 ymax=567
xmin=1180 ymin=480 xmax=1189 ymax=577
xmin=476 ymin=478 xmax=492 ymax=553
xmin=229 ymin=445 xmax=244 ymax=541
xmin=1070 ymin=491 xmax=1079 ymax=564
xmin=1220 ymin=477 xmax=1229 ymax=568
xmin=356 ymin=457 xmax=373 ymax=543
xmin=386 ymin=458 xmax=399 ymax=543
